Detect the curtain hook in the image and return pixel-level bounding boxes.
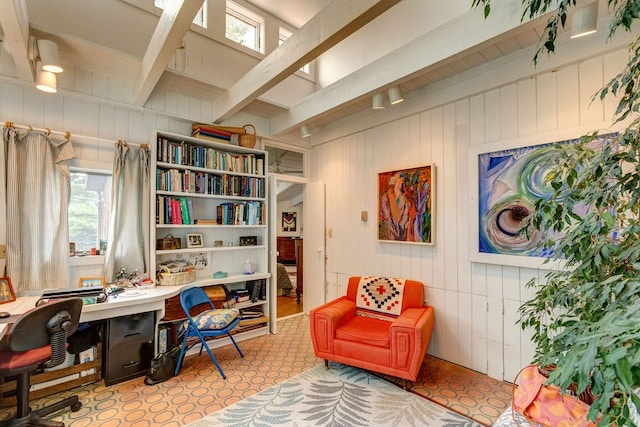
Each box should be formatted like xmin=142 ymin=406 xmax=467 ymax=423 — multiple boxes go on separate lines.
xmin=65 ymin=131 xmax=71 ymax=139
xmin=46 ymin=128 xmax=51 ymax=136
xmin=28 ymin=125 xmax=33 ymax=131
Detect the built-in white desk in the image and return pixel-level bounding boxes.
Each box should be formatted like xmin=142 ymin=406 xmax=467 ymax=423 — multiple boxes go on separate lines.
xmin=0 ymin=285 xmax=185 ymax=341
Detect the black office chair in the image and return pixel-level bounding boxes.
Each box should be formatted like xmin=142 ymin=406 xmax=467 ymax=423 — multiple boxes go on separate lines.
xmin=0 ymin=298 xmax=83 ymax=427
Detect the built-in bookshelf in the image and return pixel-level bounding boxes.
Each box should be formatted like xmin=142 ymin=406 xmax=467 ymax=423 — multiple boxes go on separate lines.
xmin=150 ymin=130 xmax=270 ymax=346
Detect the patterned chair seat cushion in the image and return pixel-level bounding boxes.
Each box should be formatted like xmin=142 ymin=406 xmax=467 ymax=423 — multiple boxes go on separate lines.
xmin=187 ymin=308 xmax=240 ymax=330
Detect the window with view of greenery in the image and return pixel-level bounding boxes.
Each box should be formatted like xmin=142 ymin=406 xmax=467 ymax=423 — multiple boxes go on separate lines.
xmin=154 ymin=0 xmax=207 ymax=28
xmin=69 ymin=172 xmax=111 ymax=253
xmin=226 ymin=1 xmax=264 ymax=53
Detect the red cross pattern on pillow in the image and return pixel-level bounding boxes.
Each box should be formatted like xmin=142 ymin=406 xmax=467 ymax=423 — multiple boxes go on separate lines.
xmin=356 ymin=276 xmax=406 ymax=317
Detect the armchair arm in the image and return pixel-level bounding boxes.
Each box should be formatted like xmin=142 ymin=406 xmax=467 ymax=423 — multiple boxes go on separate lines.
xmin=389 ymin=306 xmax=435 ymax=380
xmin=310 ymin=297 xmax=356 ymax=354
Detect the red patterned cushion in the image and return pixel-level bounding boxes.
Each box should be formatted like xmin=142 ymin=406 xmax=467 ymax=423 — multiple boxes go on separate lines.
xmin=355 ymin=276 xmax=406 ymax=319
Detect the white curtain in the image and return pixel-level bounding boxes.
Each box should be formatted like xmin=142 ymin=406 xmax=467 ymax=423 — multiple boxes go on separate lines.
xmin=3 ymin=127 xmax=74 ymax=292
xmin=104 ymin=142 xmax=150 ymax=282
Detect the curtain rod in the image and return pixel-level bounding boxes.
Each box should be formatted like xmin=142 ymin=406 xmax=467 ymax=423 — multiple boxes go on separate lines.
xmin=117 ymin=139 xmax=149 ymax=150
xmin=4 ymin=121 xmax=71 ymax=140
xmin=4 ymin=122 xmax=149 ymax=150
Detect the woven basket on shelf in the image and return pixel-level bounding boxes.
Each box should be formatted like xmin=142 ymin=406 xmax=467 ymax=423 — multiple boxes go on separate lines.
xmin=158 ymin=266 xmax=195 ymax=286
xmin=238 ymin=124 xmax=257 ymax=148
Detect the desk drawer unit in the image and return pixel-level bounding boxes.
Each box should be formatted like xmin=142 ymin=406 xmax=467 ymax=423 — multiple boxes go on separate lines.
xmin=103 ymin=311 xmax=155 ymax=386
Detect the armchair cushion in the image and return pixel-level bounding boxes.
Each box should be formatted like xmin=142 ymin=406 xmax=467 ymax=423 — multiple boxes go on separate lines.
xmin=336 ymin=316 xmax=391 ymax=348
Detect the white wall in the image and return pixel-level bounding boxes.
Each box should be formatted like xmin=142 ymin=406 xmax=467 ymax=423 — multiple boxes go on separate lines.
xmin=310 ymin=38 xmax=629 ymax=382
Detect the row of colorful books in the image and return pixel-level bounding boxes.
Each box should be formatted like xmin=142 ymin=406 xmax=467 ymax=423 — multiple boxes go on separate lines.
xmin=156 ymin=196 xmax=193 ymax=225
xmin=156 ymin=168 xmax=265 ymax=198
xmin=156 ymin=137 xmax=264 ymax=175
xmin=216 ymin=201 xmax=264 ymax=226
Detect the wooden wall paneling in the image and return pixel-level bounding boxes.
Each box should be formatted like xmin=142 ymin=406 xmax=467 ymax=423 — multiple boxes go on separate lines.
xmin=108 ymin=76 xmax=126 ymax=103
xmin=500 ymin=84 xmax=518 ymax=139
xmin=428 ymin=286 xmax=445 ymax=358
xmin=177 ymin=94 xmax=190 ymax=119
xmin=442 ymin=104 xmax=458 ymax=292
xmin=579 ymin=56 xmax=604 ymax=125
xmin=536 ymin=72 xmax=557 ymax=132
xmin=23 ymin=90 xmax=45 ymax=128
xmin=444 ymin=288 xmax=460 ymax=363
xmin=519 ymin=267 xmax=539 ymax=365
xmin=503 ymin=298 xmax=522 ymax=382
xmin=556 ymin=64 xmax=580 ymax=129
xmin=430 ymin=108 xmax=445 ymax=291
xmin=114 ymin=108 xmax=130 ymax=140
xmin=353 ymin=132 xmax=367 ymax=276
xmin=487 ymin=295 xmax=504 ymax=379
xmin=471 ymin=293 xmax=488 ymax=373
xmin=455 ymin=99 xmax=472 ymax=295
xmin=99 ymin=105 xmax=116 ymax=140
xmin=502 ymin=265 xmax=520 ymax=301
xmin=517 ymin=78 xmax=537 ymax=136
xmin=3 ymin=84 xmax=23 ymax=123
xmin=189 ymin=98 xmax=201 ymax=122
xmin=81 ymin=102 xmax=100 ymax=138
xmin=44 ymin=96 xmax=65 ymax=133
xmin=92 ymin=73 xmax=109 ymax=99
xmin=61 ymin=97 xmax=81 ymax=135
xmin=484 ymin=88 xmax=501 ymax=143
xmin=364 ymin=128 xmax=378 ymax=276
xmin=471 ymin=261 xmax=487 ymax=297
xmin=469 ymin=94 xmax=484 ymax=146
xmin=457 ymin=291 xmax=474 ymax=367
xmin=164 ymin=91 xmax=179 ymax=116
xmin=343 ymin=137 xmax=357 ymax=275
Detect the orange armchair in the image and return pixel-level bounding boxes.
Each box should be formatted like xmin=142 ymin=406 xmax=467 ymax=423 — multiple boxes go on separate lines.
xmin=310 ymin=276 xmax=435 ymax=382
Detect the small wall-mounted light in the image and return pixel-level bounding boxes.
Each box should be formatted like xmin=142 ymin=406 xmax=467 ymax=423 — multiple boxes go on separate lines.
xmin=300 ymin=125 xmax=311 ymax=138
xmin=388 ymin=86 xmax=404 ymax=105
xmin=37 ymin=39 xmax=63 ymax=73
xmin=372 ymin=92 xmax=385 ymax=110
xmin=36 ymin=65 xmax=57 ymax=93
xmin=570 ymin=2 xmax=598 ymax=39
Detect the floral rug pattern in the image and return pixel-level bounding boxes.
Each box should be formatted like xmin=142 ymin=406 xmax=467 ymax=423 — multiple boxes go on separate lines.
xmin=186 ymin=363 xmax=481 ymax=427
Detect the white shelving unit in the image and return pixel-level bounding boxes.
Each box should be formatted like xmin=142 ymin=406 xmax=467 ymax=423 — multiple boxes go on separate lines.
xmin=150 ymin=130 xmax=271 ymax=344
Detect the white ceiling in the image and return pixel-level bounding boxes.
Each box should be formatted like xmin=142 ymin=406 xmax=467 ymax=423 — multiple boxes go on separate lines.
xmin=0 ymin=0 xmax=595 ymax=146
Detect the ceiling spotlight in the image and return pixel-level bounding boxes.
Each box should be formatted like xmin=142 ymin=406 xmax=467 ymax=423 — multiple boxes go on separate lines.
xmin=388 ymin=86 xmax=404 ymax=105
xmin=36 ymin=39 xmax=63 ymax=73
xmin=570 ymin=2 xmax=598 ymax=39
xmin=372 ymin=92 xmax=385 ymax=110
xmin=36 ymin=66 xmax=57 ymax=93
xmin=300 ymin=125 xmax=311 ymax=138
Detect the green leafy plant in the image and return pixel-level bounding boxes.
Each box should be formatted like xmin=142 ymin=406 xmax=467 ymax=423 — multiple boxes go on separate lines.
xmin=472 ymin=0 xmax=640 ymax=425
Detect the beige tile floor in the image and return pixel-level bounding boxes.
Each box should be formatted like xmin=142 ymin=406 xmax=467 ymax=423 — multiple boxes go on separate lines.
xmin=0 ymin=315 xmax=511 ymax=426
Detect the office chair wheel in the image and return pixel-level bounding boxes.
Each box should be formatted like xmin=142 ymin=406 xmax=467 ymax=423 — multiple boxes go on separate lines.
xmin=71 ymin=402 xmax=82 ymax=412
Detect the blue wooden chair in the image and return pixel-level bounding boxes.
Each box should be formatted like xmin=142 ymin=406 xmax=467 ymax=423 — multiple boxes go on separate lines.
xmin=174 ymin=287 xmax=244 ymax=379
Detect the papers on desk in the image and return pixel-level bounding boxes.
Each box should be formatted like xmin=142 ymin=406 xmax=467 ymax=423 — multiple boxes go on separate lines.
xmin=118 ymin=291 xmax=147 ymax=297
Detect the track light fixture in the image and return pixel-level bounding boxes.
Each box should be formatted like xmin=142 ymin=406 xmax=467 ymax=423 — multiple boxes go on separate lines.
xmin=30 ymin=37 xmax=63 ymax=93
xmin=300 ymin=125 xmax=311 ymax=138
xmin=388 ymin=86 xmax=404 ymax=105
xmin=372 ymin=92 xmax=385 ymax=110
xmin=36 ymin=65 xmax=57 ymax=93
xmin=570 ymin=2 xmax=598 ymax=39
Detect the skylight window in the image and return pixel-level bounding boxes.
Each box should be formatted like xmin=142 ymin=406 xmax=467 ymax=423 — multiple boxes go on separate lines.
xmin=154 ymin=0 xmax=208 ymax=28
xmin=226 ymin=1 xmax=264 ymax=53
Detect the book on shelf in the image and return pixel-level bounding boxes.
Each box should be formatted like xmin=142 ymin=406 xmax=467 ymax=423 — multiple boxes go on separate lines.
xmin=194 ymin=219 xmax=217 ymax=225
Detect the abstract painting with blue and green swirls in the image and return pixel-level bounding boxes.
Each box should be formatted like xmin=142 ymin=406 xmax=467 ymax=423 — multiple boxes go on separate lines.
xmin=478 ymin=134 xmax=616 ymax=257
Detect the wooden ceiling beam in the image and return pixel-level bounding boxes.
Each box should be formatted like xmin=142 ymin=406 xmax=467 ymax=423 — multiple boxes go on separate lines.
xmin=211 ymin=0 xmax=401 ymax=124
xmin=0 ymin=0 xmax=34 ymax=82
xmin=133 ymin=0 xmax=204 ymax=107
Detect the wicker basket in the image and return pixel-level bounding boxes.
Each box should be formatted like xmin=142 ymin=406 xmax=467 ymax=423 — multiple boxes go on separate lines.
xmin=238 ymin=124 xmax=256 ymax=148
xmin=158 ymin=267 xmax=195 ymax=286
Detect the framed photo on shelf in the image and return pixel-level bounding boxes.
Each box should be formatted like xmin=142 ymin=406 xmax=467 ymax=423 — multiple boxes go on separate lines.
xmin=378 ymin=164 xmax=435 ymax=245
xmin=187 ymin=233 xmax=204 ymax=248
xmin=0 ymin=277 xmax=16 ymax=304
xmin=78 ymin=276 xmax=105 ymax=288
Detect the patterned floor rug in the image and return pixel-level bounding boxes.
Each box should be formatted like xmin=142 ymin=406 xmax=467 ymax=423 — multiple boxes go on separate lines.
xmin=185 ymin=363 xmax=482 ymax=427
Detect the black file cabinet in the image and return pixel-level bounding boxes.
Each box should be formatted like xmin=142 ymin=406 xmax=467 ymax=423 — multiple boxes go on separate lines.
xmin=103 ymin=311 xmax=155 ymax=386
